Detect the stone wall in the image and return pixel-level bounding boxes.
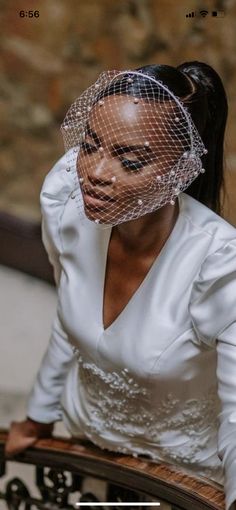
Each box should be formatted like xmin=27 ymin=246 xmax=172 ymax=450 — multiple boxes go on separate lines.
xmin=1 ymin=0 xmax=236 ymax=222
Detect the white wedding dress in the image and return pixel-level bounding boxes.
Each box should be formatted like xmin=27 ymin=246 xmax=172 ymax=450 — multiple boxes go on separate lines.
xmin=27 ymin=154 xmax=236 ymax=509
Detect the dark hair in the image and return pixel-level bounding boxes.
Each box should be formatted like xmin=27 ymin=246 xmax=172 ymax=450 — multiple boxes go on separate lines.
xmin=136 ymin=62 xmax=228 ymax=215
xmin=99 ymin=62 xmax=228 ymax=215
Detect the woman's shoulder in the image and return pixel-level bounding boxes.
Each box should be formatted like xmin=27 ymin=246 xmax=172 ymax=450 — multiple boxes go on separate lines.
xmin=184 ymin=193 xmax=236 ymax=347
xmin=180 ymin=192 xmax=236 ymax=248
xmin=40 ymin=152 xmax=76 ymax=204
xmin=39 ymin=153 xmax=80 ymax=257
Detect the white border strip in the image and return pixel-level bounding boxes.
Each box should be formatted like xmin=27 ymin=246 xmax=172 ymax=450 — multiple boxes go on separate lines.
xmin=75 ymin=503 xmax=160 ymax=506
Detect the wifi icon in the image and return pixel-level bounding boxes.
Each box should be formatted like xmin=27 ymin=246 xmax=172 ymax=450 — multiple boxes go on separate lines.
xmin=199 ymin=10 xmax=209 ymax=17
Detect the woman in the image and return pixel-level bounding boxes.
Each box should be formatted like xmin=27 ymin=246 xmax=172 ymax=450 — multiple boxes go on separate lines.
xmin=5 ymin=62 xmax=236 ymax=510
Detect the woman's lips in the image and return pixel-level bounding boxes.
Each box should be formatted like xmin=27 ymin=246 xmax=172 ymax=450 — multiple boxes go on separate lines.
xmin=83 ymin=192 xmax=115 ymax=208
xmin=83 ymin=187 xmax=115 ymax=207
xmin=84 ymin=193 xmax=107 ymax=207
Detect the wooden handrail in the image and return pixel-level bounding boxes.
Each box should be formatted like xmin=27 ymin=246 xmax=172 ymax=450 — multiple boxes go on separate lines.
xmin=0 ymin=429 xmax=225 ymax=509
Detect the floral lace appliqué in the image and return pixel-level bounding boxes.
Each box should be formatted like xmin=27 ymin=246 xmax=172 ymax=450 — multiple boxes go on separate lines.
xmin=73 ymin=350 xmax=220 ymax=466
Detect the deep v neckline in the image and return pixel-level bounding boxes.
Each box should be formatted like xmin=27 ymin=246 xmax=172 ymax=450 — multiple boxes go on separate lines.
xmin=100 ymin=195 xmax=183 ymax=333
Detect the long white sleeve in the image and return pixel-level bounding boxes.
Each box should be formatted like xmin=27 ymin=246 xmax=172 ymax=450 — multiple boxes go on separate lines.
xmin=26 ymin=154 xmax=75 ymax=423
xmin=26 ymin=313 xmax=74 ymax=423
xmin=217 ymin=323 xmax=236 ymax=510
xmin=189 ymin=240 xmax=236 ymax=510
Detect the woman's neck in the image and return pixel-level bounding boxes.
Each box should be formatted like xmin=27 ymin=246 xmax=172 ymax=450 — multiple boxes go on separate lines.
xmin=113 ymin=200 xmax=180 ymax=255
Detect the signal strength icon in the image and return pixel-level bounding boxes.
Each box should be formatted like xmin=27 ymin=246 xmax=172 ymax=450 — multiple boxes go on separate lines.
xmin=186 ymin=11 xmax=195 ymax=17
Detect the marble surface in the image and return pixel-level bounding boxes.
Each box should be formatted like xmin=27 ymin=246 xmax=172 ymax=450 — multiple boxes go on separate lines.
xmin=0 ymin=264 xmax=69 ymax=434
xmin=0 ymin=264 xmax=57 ymax=394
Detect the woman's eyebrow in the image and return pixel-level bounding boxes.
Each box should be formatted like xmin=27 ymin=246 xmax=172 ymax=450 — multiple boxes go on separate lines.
xmin=85 ymin=124 xmax=102 ymax=146
xmin=113 ymin=144 xmax=154 ymax=156
xmin=84 ymin=124 xmax=155 ymax=157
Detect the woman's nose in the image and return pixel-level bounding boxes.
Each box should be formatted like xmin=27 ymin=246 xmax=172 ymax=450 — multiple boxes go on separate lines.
xmin=87 ymin=154 xmax=113 ymax=186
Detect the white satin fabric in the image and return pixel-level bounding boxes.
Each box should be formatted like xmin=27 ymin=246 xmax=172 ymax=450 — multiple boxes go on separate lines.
xmin=27 ymin=154 xmax=236 ymax=510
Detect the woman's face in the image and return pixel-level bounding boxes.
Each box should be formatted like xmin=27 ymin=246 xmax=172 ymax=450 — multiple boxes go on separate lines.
xmin=77 ymin=94 xmax=183 ymax=224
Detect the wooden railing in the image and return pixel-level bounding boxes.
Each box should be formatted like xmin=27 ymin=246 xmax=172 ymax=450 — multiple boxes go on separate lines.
xmin=0 ymin=429 xmax=225 ymax=510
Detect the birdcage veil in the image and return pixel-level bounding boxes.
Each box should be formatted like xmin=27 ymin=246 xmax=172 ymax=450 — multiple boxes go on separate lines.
xmin=61 ymin=70 xmax=207 ymax=227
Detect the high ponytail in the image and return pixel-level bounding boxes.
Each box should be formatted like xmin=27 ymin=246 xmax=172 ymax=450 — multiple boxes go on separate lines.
xmin=176 ymin=61 xmax=228 ymax=215
xmin=134 ymin=61 xmax=228 ymax=215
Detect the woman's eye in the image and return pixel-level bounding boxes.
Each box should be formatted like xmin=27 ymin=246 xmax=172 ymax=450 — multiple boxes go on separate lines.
xmin=81 ymin=141 xmax=98 ymax=154
xmin=121 ymin=159 xmax=145 ymax=171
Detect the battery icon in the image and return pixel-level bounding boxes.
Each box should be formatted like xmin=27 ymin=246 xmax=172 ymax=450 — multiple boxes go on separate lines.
xmin=212 ymin=10 xmax=225 ymax=17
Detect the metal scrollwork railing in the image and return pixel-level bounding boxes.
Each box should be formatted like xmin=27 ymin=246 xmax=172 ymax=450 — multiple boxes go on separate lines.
xmin=36 ymin=467 xmax=82 ymax=508
xmin=0 ymin=429 xmax=225 ymax=510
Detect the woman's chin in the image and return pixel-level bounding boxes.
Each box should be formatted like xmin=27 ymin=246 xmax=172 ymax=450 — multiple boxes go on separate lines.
xmin=83 ymin=206 xmax=113 ymax=225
